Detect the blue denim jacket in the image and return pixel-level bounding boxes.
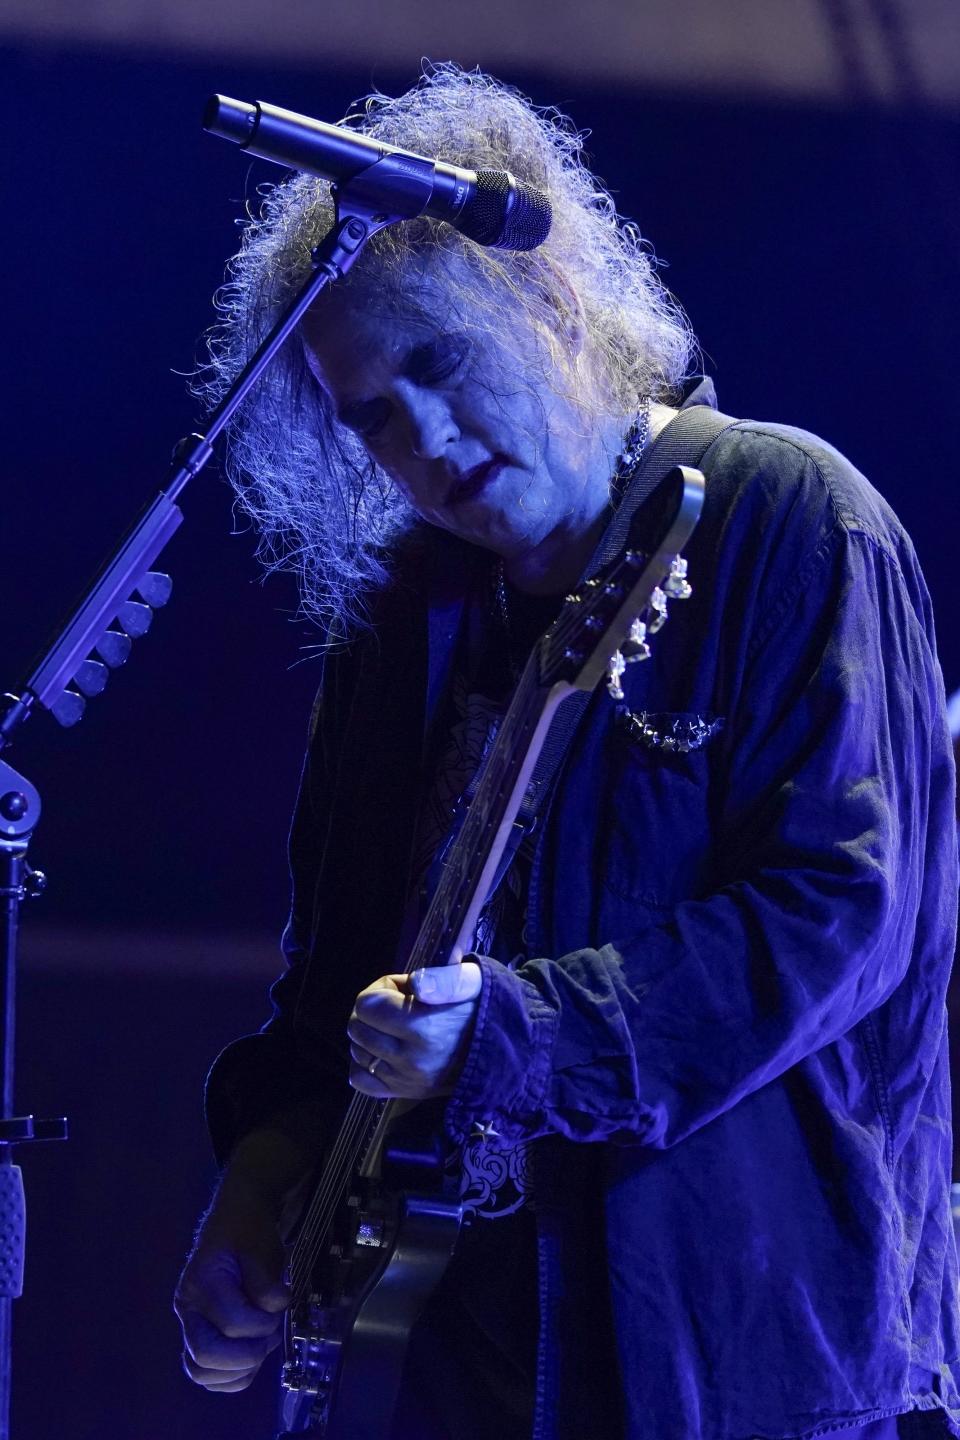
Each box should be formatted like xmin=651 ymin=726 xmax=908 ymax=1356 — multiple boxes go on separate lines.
xmin=206 ymin=402 xmax=960 ymax=1439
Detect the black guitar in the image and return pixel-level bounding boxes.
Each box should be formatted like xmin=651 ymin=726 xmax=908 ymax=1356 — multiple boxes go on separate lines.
xmin=276 ymin=463 xmax=705 ymax=1439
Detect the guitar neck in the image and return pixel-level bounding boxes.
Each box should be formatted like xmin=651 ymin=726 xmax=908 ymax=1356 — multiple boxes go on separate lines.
xmin=405 ymin=656 xmax=574 ymax=975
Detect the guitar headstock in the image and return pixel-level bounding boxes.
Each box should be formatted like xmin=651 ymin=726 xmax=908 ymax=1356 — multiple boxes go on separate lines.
xmin=538 ymin=464 xmax=704 ymax=695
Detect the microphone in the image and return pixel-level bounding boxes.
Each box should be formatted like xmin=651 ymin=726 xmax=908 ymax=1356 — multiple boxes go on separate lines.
xmin=203 ymin=95 xmax=552 ymax=252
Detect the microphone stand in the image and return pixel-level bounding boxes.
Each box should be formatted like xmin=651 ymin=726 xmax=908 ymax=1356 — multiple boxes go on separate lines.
xmin=0 ymin=166 xmax=420 ymax=1437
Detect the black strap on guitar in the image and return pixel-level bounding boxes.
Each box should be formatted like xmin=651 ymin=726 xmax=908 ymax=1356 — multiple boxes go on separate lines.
xmin=485 ymin=400 xmax=740 ymax=894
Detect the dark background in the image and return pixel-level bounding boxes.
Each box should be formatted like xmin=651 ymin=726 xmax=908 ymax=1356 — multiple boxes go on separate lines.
xmin=1 ymin=40 xmax=958 ymax=1440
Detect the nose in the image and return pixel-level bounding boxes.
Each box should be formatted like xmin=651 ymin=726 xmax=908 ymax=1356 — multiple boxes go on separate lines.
xmin=396 ymin=380 xmax=458 ymax=460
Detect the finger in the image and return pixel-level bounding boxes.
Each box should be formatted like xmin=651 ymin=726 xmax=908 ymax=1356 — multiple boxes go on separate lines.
xmin=178 ymin=1256 xmax=286 ymax=1340
xmin=349 ymin=1042 xmax=402 ymax=1079
xmin=181 ymin=1311 xmax=279 ymax=1371
xmin=239 ymin=1255 xmax=291 ymax=1316
xmin=353 ymin=974 xmax=409 ymax=1004
xmin=346 ymin=1016 xmax=403 ymax=1057
xmin=349 ymin=1057 xmax=417 ymax=1097
xmin=353 ymin=985 xmax=423 ymax=1039
xmin=411 ymin=960 xmax=483 ymax=1005
xmin=349 ymin=1041 xmax=375 ymax=1070
xmin=196 ymin=1289 xmax=281 ymax=1340
xmin=182 ymin=1352 xmax=260 ymax=1391
xmin=201 ymin=1375 xmax=259 ymax=1393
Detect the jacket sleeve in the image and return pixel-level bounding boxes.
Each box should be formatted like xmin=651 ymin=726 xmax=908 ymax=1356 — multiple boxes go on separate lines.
xmin=445 ymin=497 xmax=956 ymax=1151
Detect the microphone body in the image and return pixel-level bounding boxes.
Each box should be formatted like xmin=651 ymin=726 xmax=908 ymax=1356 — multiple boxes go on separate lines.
xmin=204 ymin=95 xmax=551 ymax=252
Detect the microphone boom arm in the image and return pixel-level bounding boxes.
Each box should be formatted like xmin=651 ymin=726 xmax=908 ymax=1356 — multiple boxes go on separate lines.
xmin=1 ymin=196 xmax=396 ymax=748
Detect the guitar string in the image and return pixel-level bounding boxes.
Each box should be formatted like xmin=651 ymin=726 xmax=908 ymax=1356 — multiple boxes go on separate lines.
xmin=289 ymin=1104 xmax=366 ymax=1281
xmin=289 ymin=1097 xmax=380 ymax=1295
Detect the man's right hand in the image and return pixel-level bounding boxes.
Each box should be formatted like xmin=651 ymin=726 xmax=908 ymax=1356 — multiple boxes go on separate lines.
xmin=175 ymin=1186 xmax=291 ymax=1392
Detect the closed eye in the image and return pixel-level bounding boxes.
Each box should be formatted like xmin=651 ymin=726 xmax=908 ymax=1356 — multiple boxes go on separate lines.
xmin=339 ymin=397 xmax=391 ymax=439
xmin=338 ymin=337 xmax=468 ymax=440
xmin=410 ymin=338 xmax=467 ymax=384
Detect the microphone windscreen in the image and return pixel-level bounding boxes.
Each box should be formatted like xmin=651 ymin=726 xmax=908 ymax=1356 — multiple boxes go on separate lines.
xmin=457 ymin=171 xmax=552 ymax=251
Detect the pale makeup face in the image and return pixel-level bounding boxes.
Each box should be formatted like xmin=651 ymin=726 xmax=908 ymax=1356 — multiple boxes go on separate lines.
xmin=300 ymin=263 xmax=627 ymax=592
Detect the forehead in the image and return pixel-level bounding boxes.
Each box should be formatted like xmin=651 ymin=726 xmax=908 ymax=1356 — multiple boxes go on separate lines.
xmin=302 ymin=257 xmax=470 ymax=367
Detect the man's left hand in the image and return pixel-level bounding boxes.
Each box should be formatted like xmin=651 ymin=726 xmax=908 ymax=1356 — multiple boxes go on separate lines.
xmin=347 ymin=961 xmax=483 ymax=1099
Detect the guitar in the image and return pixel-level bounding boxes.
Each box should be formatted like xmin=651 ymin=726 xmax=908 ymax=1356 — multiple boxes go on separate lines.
xmin=276 ymin=463 xmax=705 ymax=1439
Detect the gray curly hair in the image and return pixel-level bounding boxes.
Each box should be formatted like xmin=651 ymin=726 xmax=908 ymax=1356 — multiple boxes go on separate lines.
xmin=196 ymin=63 xmax=696 ymax=640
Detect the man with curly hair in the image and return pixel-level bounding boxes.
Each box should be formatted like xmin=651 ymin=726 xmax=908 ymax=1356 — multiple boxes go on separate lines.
xmin=174 ymin=66 xmax=960 ymax=1439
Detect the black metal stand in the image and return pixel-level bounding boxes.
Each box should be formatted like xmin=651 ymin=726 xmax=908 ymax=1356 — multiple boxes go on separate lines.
xmin=0 ymin=763 xmax=67 ymax=1440
xmin=0 ymin=172 xmax=412 ymax=1435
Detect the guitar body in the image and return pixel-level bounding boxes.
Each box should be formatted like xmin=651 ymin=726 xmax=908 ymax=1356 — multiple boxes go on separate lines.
xmin=278 ymin=1110 xmax=463 ymax=1439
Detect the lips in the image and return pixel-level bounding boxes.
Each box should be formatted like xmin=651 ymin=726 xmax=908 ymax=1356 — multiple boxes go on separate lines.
xmin=447 ymin=457 xmax=504 ymax=507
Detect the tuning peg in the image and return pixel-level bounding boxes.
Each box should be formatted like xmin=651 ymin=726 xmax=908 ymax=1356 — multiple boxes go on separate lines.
xmin=623 ymin=619 xmax=651 ymax=663
xmin=116 ymin=600 xmax=152 ymax=638
xmin=606 ymin=650 xmax=626 ymax=701
xmin=646 ymin=587 xmax=668 ymax=634
xmin=95 ymin=631 xmax=132 ymax=668
xmin=51 ymin=690 xmax=86 ymax=728
xmin=72 ymin=660 xmax=109 ymax=697
xmin=663 ymin=556 xmax=692 ymax=600
xmin=136 ymin=572 xmax=173 ymax=608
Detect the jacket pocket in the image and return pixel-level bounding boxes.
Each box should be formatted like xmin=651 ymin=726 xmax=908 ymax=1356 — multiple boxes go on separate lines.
xmin=598 ymin=712 xmax=723 ymax=906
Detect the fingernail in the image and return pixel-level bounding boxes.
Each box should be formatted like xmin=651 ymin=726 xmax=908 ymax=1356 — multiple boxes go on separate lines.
xmin=415 ymin=969 xmax=437 ymax=997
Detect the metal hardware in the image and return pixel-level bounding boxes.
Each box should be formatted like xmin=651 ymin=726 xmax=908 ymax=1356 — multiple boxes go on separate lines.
xmin=663 ymin=555 xmax=692 ymax=599
xmin=647 ymin=586 xmax=668 ymax=634
xmin=605 ymin=552 xmax=693 ymax=701
xmin=355 ymin=1213 xmax=386 ymax=1248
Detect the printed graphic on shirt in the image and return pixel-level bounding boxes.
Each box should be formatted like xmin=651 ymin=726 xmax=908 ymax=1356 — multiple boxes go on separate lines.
xmin=413 ymin=673 xmax=504 ymax=892
xmin=457 ymin=1132 xmax=533 ymax=1220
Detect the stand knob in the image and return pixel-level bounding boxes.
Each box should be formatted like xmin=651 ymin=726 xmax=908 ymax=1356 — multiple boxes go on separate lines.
xmin=24 ymin=867 xmax=46 ymax=898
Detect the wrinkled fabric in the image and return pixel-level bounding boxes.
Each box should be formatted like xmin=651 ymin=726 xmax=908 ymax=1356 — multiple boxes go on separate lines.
xmin=205 ymin=403 xmax=960 ymax=1439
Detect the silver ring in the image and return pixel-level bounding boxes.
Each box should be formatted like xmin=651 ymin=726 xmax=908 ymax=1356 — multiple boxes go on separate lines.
xmin=368 ymin=1057 xmax=382 ymax=1078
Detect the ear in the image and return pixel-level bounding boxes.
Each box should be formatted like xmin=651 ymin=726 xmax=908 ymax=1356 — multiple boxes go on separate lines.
xmin=536 ymin=263 xmax=588 ymax=361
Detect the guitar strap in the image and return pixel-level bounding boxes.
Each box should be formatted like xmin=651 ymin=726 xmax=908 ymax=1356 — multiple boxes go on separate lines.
xmin=481 ymin=400 xmax=741 ymax=900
